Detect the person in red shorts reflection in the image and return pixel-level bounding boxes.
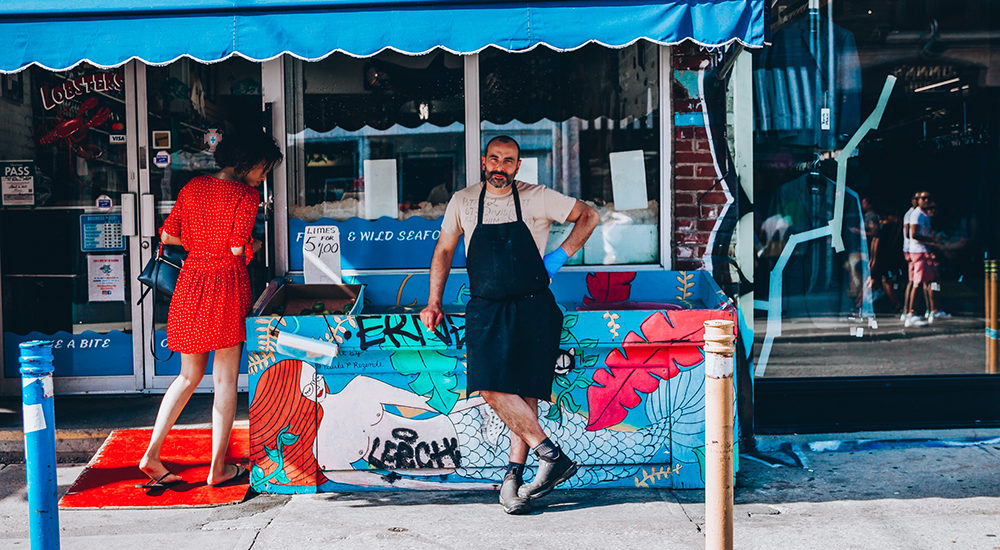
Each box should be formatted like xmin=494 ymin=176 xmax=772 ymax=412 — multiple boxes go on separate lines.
xmin=903 ymin=191 xmax=939 ymax=328
xmin=138 ymin=130 xmax=282 ymax=489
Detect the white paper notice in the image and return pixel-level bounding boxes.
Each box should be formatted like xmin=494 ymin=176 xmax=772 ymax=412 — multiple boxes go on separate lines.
xmin=87 ymin=255 xmax=125 ymax=302
xmin=1 ymin=160 xmax=35 ymax=206
xmin=363 ymin=159 xmax=398 ymax=220
xmin=609 ymin=150 xmax=649 ymax=211
xmin=517 ymin=157 xmax=539 ymax=185
xmin=303 ymin=225 xmax=342 ymax=284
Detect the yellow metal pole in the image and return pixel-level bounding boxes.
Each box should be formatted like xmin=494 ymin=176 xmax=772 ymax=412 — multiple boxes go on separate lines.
xmin=704 ymin=319 xmax=736 ymax=550
xmin=990 ymin=260 xmax=998 ymax=374
xmin=986 ymin=259 xmax=992 ymax=373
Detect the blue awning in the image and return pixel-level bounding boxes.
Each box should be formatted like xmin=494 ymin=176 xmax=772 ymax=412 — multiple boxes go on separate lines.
xmin=1 ymin=0 xmax=767 ymax=73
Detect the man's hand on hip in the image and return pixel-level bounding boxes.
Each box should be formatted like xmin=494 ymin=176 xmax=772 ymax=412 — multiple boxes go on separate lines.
xmin=420 ymin=303 xmax=444 ymax=331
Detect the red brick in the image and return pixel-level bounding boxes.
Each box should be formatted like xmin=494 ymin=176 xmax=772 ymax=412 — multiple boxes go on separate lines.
xmin=698 ymin=219 xmax=720 ymax=231
xmin=694 ymin=139 xmax=714 ymax=152
xmin=674 ymin=259 xmax=704 ymax=270
xmin=673 ymin=164 xmax=694 ymax=177
xmin=701 ymin=204 xmax=724 ymax=218
xmin=675 ymin=218 xmax=697 ymax=233
xmin=675 ymin=127 xmax=708 ymax=141
xmin=699 ymin=191 xmax=731 ymax=205
xmin=674 ymin=177 xmax=715 ymax=191
xmin=675 ymin=151 xmax=715 ymax=164
xmin=674 ymin=205 xmax=699 ymax=218
xmin=674 ymin=140 xmax=694 ymax=152
xmin=673 ymin=192 xmax=697 ymax=205
xmin=696 ymin=165 xmax=719 ymax=177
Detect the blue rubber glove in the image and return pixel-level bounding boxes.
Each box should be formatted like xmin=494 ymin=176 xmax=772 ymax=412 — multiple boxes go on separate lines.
xmin=542 ymin=247 xmax=570 ymax=279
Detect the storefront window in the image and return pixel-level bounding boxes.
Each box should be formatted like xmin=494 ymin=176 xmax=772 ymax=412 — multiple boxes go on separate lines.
xmin=0 ymin=64 xmax=134 ymax=376
xmin=285 ymin=51 xmax=465 ymax=271
xmin=753 ymin=0 xmax=1000 ymax=378
xmin=480 ymin=43 xmax=661 ymax=266
xmin=146 ymin=58 xmax=264 ymax=203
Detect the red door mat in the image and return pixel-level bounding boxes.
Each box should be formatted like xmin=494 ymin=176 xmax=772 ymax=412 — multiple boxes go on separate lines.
xmin=59 ymin=428 xmax=250 ymax=509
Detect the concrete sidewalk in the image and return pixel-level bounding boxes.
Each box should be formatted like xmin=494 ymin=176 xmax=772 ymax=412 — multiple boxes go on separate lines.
xmin=1 ymin=397 xmax=999 ymax=549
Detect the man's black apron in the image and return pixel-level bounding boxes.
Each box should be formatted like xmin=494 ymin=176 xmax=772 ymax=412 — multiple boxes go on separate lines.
xmin=465 ymin=183 xmax=563 ymax=401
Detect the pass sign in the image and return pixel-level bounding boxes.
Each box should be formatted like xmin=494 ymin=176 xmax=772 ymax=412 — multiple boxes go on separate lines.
xmin=303 ymin=225 xmax=342 ymax=284
xmin=1 ymin=161 xmax=35 ymax=206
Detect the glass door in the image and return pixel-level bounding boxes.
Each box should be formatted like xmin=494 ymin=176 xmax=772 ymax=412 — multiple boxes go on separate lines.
xmin=0 ymin=63 xmax=143 ymax=393
xmin=135 ymin=59 xmax=266 ymax=391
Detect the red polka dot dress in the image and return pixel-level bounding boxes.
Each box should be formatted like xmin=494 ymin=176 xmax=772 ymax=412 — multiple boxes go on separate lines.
xmin=161 ymin=176 xmax=259 ymax=354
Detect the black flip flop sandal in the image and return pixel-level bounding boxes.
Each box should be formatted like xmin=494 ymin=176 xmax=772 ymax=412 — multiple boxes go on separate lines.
xmin=207 ymin=464 xmax=249 ymax=487
xmin=136 ymin=471 xmax=184 ymax=489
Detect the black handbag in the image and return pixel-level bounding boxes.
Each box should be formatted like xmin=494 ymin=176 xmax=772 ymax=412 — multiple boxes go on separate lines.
xmin=137 ymin=244 xmax=188 ymax=302
xmin=137 ymin=244 xmax=188 ymax=361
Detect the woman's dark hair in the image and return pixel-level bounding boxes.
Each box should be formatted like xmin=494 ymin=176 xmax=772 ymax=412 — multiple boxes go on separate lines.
xmin=213 ymin=130 xmax=283 ymax=177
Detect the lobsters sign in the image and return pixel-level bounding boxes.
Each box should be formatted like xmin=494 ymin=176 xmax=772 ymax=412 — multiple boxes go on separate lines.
xmin=40 ymin=72 xmax=123 ymax=111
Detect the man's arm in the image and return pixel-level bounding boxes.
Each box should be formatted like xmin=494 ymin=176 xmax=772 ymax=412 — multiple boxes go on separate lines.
xmin=557 ymin=200 xmax=600 ymax=256
xmin=420 ymin=230 xmax=461 ymax=330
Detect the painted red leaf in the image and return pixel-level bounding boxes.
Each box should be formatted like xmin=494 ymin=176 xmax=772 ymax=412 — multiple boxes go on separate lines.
xmin=585 ymin=310 xmax=735 ymax=431
xmin=583 ymin=271 xmax=636 ymax=304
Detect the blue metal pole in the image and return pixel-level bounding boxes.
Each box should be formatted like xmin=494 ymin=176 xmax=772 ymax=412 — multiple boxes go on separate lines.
xmin=19 ymin=340 xmax=60 ymax=550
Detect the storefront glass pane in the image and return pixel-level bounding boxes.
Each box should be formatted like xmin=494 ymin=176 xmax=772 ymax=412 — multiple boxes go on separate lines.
xmin=144 ymin=58 xmax=264 ymax=374
xmin=479 ymin=43 xmax=661 ymax=266
xmin=0 ymin=64 xmax=134 ymax=377
xmin=285 ymin=51 xmax=465 ymax=271
xmin=753 ymin=0 xmax=1000 ymax=378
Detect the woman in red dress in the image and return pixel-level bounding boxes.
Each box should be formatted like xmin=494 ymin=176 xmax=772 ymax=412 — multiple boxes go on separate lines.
xmin=138 ymin=131 xmax=281 ymax=488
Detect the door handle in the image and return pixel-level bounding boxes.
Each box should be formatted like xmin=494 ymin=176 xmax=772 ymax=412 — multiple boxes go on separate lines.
xmin=121 ymin=192 xmax=137 ymax=236
xmin=140 ymin=193 xmax=156 ymax=238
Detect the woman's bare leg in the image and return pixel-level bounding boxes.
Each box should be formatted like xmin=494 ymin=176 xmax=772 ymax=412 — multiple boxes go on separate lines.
xmin=139 ymin=352 xmax=209 ymax=482
xmin=207 ymin=343 xmax=243 ymax=485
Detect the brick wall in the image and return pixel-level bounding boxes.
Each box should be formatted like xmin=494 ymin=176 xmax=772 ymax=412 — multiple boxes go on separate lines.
xmin=671 ymin=45 xmax=727 ymax=270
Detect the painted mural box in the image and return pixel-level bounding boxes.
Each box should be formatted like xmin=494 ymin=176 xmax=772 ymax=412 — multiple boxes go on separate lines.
xmin=245 ymin=270 xmax=737 ymax=493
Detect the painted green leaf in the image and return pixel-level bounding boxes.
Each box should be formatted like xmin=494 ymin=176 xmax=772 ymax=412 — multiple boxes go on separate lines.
xmin=250 ymin=463 xmax=265 ymax=488
xmin=389 ymin=350 xmax=461 ymax=414
xmin=560 ymin=328 xmax=571 ymax=342
xmin=273 ymin=468 xmax=290 ymax=484
xmin=582 ymin=354 xmax=599 ymax=368
xmin=554 ymin=375 xmax=571 ymax=389
xmin=263 ymin=444 xmax=281 ymax=464
xmin=545 ymin=405 xmax=562 ymax=423
xmin=562 ymin=314 xmax=578 ymax=329
xmin=278 ymin=431 xmax=299 ymax=447
xmin=579 ymin=338 xmax=599 ymax=348
xmin=563 ymin=393 xmax=581 ymax=413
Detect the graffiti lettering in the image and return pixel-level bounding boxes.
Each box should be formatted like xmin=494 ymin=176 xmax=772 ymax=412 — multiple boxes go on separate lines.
xmin=357 ymin=316 xmax=385 ymax=350
xmin=382 ymin=315 xmax=425 ymax=348
xmin=367 ymin=428 xmax=461 ymax=469
xmin=358 ymin=314 xmax=465 ymax=351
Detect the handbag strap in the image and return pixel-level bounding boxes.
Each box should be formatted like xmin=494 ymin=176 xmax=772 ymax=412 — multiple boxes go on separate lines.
xmin=148 ymin=249 xmax=175 ymax=362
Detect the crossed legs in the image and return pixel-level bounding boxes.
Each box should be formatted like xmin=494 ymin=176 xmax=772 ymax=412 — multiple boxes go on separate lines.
xmin=479 ymin=391 xmax=543 ymax=461
xmin=139 ymin=343 xmax=243 ymax=485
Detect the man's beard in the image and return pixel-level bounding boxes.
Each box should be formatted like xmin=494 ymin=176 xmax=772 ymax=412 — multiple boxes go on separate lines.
xmin=486 ymin=170 xmax=514 ymax=189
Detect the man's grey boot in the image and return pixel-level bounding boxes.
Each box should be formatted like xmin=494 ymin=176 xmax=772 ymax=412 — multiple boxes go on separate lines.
xmin=499 ymin=471 xmax=531 ymax=514
xmin=517 ymin=453 xmax=578 ymax=500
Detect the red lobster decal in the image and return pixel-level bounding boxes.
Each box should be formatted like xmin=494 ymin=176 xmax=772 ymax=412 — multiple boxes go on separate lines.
xmin=39 ymin=97 xmax=111 ymax=159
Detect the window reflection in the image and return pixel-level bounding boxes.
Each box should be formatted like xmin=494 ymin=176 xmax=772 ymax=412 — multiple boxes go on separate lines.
xmin=287 ymin=51 xmax=465 ymax=223
xmin=754 ymin=0 xmax=1000 ymax=377
xmin=480 ymin=43 xmax=660 ymax=266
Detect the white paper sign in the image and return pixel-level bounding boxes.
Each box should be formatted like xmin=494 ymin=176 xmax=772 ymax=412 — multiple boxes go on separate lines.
xmin=363 ymin=159 xmax=398 ymax=220
xmin=517 ymin=157 xmax=539 ymax=185
xmin=1 ymin=160 xmax=35 ymax=206
xmin=303 ymin=225 xmax=342 ymax=284
xmin=87 ymin=254 xmax=125 ymax=302
xmin=609 ymin=150 xmax=649 ymax=211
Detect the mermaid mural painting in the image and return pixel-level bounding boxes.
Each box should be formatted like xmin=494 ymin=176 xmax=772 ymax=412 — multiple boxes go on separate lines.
xmin=247 ymin=267 xmax=737 ymax=497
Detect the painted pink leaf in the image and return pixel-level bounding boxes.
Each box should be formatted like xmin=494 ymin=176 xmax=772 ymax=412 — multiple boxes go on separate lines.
xmin=583 ymin=272 xmax=636 ymax=304
xmin=585 ymin=311 xmax=734 ymax=431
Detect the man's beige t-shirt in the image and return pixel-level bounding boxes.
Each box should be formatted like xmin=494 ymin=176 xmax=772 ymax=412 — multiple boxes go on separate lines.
xmin=440 ymin=181 xmax=577 ymax=256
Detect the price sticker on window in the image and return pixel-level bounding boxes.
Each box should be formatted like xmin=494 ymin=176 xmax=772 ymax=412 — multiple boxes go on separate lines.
xmin=303 ymin=225 xmax=342 ymax=284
